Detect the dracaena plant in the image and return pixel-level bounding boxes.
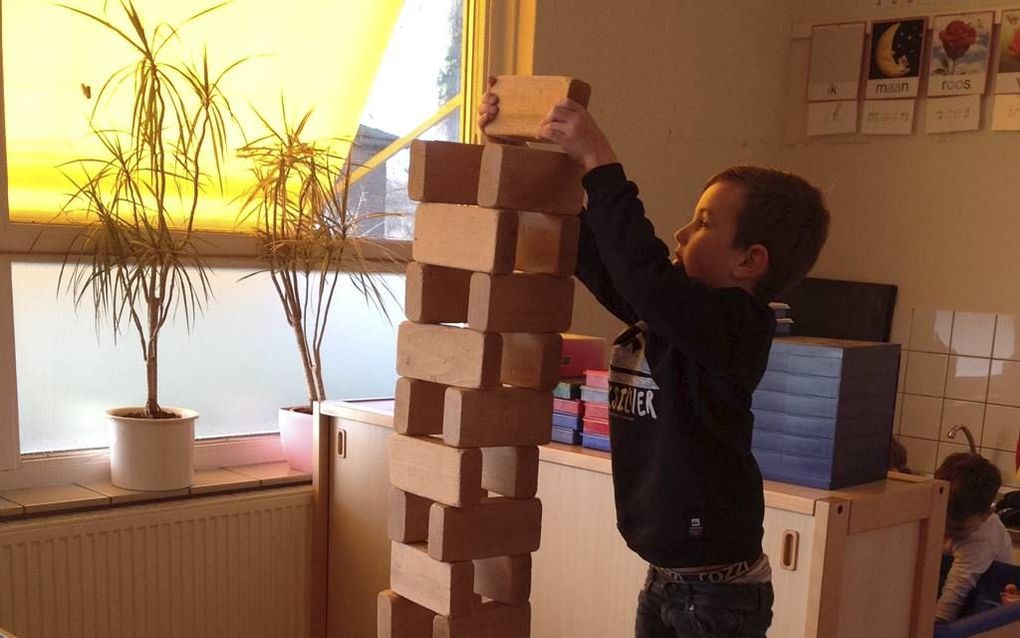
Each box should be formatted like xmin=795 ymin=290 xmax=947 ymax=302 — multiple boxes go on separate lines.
xmin=237 ymin=106 xmax=398 ymax=406
xmin=58 ymin=1 xmax=243 ymax=418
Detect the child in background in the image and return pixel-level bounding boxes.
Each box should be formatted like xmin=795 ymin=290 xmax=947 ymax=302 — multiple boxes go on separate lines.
xmin=935 ymin=453 xmax=1013 ymax=623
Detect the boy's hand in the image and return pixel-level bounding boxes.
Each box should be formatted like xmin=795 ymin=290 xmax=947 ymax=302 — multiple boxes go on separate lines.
xmin=539 ymin=99 xmax=618 ymax=173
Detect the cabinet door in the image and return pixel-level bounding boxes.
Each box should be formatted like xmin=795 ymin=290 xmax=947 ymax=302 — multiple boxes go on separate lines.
xmin=327 ymin=417 xmax=392 ymax=638
xmin=763 ymin=507 xmax=816 ymax=638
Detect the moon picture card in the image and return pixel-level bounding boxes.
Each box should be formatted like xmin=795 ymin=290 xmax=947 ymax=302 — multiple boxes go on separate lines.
xmin=927 ymin=12 xmax=993 ymax=97
xmin=866 ymin=18 xmax=928 ymax=100
xmin=995 ymin=9 xmax=1020 ymax=94
xmin=807 ymin=22 xmax=866 ymax=102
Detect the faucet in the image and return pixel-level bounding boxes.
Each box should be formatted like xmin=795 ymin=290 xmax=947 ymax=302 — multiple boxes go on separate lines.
xmin=946 ymin=425 xmax=977 ymax=454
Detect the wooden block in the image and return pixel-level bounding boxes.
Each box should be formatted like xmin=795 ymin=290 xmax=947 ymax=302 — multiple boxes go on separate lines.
xmin=473 ymin=555 xmax=532 ymax=605
xmin=501 ymin=332 xmax=563 ymax=391
xmin=443 ymin=387 xmax=552 ymax=449
xmin=389 ymin=434 xmax=483 ymax=508
xmin=396 ymin=322 xmax=503 ymax=390
xmin=390 ymin=542 xmax=480 ymax=619
xmin=484 ymin=74 xmax=591 ymax=142
xmin=412 ymin=203 xmax=518 ymax=274
xmin=394 ymin=377 xmax=445 ymax=436
xmin=388 ymin=488 xmax=433 ymax=543
xmin=377 ymin=589 xmax=435 ymax=638
xmin=404 ymin=262 xmax=471 ymax=324
xmin=467 ymin=272 xmax=574 ymax=334
xmin=428 ymin=497 xmax=543 ymax=562
xmin=408 ymin=140 xmax=484 ymax=205
xmin=477 ymin=144 xmax=584 ymax=215
xmin=481 ymin=447 xmax=539 ymax=499
xmin=515 ymin=211 xmax=580 ymax=276
xmin=433 ymin=601 xmax=531 ymax=638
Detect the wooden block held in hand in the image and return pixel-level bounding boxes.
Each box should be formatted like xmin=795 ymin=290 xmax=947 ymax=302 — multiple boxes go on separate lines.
xmin=390 ymin=542 xmax=480 ymax=619
xmin=377 ymin=589 xmax=435 ymax=638
xmin=396 ymin=322 xmax=503 ymax=390
xmin=481 ymin=446 xmax=539 ymax=499
xmin=388 ymin=488 xmax=433 ymax=543
xmin=501 ymin=332 xmax=563 ymax=391
xmin=468 ymin=273 xmax=574 ymax=334
xmin=473 ymin=554 xmax=532 ymax=605
xmin=389 ymin=434 xmax=483 ymax=508
xmin=478 ymin=144 xmax=584 ymax=215
xmin=428 ymin=497 xmax=543 ymax=562
xmin=443 ymin=387 xmax=552 ymax=449
xmin=405 ymin=262 xmax=471 ymax=324
xmin=412 ymin=203 xmax=518 ymax=274
xmin=394 ymin=377 xmax=446 ymax=436
xmin=515 ymin=211 xmax=580 ymax=276
xmin=433 ymin=601 xmax=531 ymax=638
xmin=408 ymin=140 xmax=484 ymax=205
xmin=484 ymin=74 xmax=592 ymax=141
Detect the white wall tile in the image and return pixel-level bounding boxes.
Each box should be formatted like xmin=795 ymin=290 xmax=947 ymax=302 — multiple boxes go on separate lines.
xmin=904 ymin=352 xmax=948 ymax=397
xmin=889 ymin=306 xmax=912 ymax=346
xmin=910 ymin=308 xmax=953 ymax=353
xmin=944 ymin=356 xmax=990 ymax=402
xmin=939 ymin=400 xmax=985 ymax=446
xmin=981 ymin=448 xmax=1020 ymax=489
xmin=898 ymin=354 xmax=908 ymax=393
xmin=951 ymin=312 xmax=996 ymax=358
xmin=898 ymin=435 xmax=938 ymax=474
xmin=936 ymin=441 xmax=972 ymax=472
xmin=993 ymin=315 xmax=1020 ymax=361
xmin=900 ymin=394 xmax=944 ymax=440
xmin=981 ymin=404 xmax=1020 ymax=452
xmin=988 ymin=360 xmax=1020 ymax=407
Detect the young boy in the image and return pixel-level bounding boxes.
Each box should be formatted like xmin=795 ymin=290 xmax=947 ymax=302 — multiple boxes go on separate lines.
xmin=479 ymin=94 xmax=829 ymax=637
xmin=934 ymin=453 xmax=1013 ymax=623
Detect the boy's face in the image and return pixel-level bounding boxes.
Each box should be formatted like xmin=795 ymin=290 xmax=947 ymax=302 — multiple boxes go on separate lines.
xmin=672 ymin=181 xmax=753 ymax=290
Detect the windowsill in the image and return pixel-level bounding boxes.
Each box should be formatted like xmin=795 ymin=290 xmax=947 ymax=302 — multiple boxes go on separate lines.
xmin=0 ymin=461 xmax=310 ymax=520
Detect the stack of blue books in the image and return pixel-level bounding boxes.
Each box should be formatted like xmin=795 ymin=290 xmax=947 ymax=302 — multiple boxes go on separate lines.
xmin=551 ymin=378 xmax=584 ymax=445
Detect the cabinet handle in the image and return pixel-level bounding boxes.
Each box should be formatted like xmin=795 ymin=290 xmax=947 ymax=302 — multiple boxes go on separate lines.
xmin=780 ymin=529 xmax=799 ymax=571
xmin=337 ymin=429 xmax=347 ymax=458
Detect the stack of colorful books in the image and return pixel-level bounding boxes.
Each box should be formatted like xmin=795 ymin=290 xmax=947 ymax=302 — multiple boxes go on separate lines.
xmin=580 ymin=369 xmax=610 ymax=451
xmin=550 ymin=378 xmax=584 ymax=445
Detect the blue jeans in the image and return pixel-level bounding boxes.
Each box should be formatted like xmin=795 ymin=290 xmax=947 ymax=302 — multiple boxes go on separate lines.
xmin=635 ymin=567 xmax=774 ymax=637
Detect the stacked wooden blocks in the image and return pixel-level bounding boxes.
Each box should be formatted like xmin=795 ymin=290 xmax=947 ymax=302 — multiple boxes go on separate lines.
xmin=380 ymin=75 xmax=591 ymax=637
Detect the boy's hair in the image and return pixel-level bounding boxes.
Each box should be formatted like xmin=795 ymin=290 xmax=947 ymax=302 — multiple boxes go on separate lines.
xmin=934 ymin=453 xmax=1002 ymax=522
xmin=705 ymin=166 xmax=830 ymax=300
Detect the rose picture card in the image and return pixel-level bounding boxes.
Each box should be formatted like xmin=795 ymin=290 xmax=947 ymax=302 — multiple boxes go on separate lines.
xmin=995 ymin=8 xmax=1020 ymax=94
xmin=866 ymin=18 xmax=928 ymax=99
xmin=807 ymin=22 xmax=867 ymax=102
xmin=927 ymin=12 xmax=994 ymax=97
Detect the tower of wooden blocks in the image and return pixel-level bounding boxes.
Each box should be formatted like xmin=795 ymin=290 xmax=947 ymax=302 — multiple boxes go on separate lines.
xmin=379 ymin=75 xmax=591 ymax=637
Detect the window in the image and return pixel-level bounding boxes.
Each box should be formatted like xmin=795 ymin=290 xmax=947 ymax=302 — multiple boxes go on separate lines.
xmin=0 ymin=0 xmax=535 ymax=475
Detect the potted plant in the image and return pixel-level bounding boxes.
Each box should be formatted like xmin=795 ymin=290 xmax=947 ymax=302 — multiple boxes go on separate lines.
xmin=58 ymin=1 xmax=242 ymax=490
xmin=237 ymin=107 xmax=397 ymax=472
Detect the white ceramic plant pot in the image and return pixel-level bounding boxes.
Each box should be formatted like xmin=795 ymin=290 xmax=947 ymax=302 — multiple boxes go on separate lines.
xmin=279 ymin=407 xmax=314 ymax=473
xmin=108 ymin=407 xmax=197 ymax=491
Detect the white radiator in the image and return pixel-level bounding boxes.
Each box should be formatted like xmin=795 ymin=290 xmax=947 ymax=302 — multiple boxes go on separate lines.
xmin=0 ymin=487 xmax=312 ymax=638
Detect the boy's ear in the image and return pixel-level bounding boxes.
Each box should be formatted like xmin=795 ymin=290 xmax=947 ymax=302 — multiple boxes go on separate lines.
xmin=735 ymin=243 xmax=769 ymax=281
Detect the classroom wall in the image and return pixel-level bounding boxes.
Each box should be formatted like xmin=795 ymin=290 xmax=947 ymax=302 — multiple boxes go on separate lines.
xmin=533 ymin=0 xmax=797 ymax=341
xmin=536 ymin=0 xmax=1020 ymax=340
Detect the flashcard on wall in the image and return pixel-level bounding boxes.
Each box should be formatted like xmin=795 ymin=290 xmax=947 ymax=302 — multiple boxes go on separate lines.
xmin=927 ymin=12 xmax=993 ymax=97
xmin=861 ymin=99 xmax=915 ymax=135
xmin=807 ymin=101 xmax=859 ymax=136
xmin=995 ymin=9 xmax=1020 ymax=94
xmin=991 ymin=94 xmax=1020 ymax=130
xmin=807 ymin=23 xmax=866 ymax=101
xmin=866 ymin=18 xmax=927 ymax=99
xmin=925 ymin=94 xmax=981 ymax=133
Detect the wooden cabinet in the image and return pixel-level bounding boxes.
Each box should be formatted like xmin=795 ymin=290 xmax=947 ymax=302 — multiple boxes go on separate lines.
xmin=318 ymin=402 xmax=948 ymax=638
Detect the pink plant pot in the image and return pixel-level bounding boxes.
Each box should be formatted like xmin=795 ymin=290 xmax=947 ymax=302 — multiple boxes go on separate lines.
xmin=279 ymin=407 xmax=314 ymax=472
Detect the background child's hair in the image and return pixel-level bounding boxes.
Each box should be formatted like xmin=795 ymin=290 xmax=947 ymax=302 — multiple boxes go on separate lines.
xmin=705 ymin=166 xmax=830 ymax=301
xmin=934 ymin=453 xmax=1002 ymax=522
